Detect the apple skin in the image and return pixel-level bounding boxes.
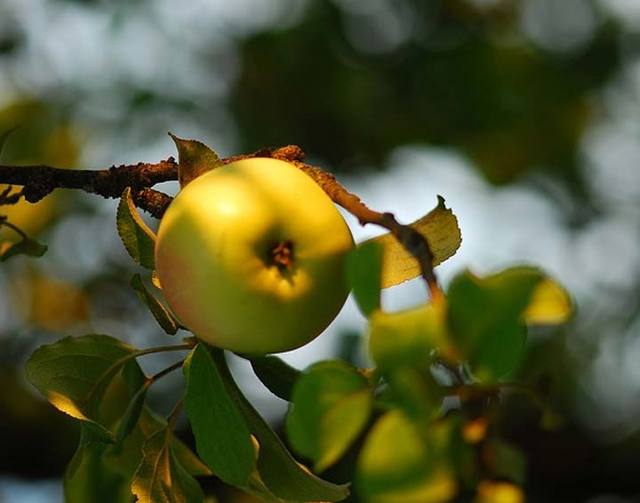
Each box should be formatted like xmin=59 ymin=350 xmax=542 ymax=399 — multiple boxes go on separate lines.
xmin=155 ymin=157 xmax=354 ymax=354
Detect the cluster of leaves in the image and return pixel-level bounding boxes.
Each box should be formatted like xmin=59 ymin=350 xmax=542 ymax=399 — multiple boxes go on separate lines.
xmin=20 ymin=138 xmax=571 ymax=502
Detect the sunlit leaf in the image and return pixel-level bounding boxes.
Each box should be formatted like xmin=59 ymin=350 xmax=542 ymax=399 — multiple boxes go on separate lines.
xmin=183 ymin=345 xmax=255 ymax=487
xmin=475 ymin=480 xmax=524 ymax=503
xmin=523 ymin=277 xmax=573 ymax=325
xmin=249 ymin=355 xmax=300 ymax=401
xmin=286 ymin=360 xmax=372 ymax=472
xmin=116 ymin=187 xmax=156 ymax=269
xmin=25 ymin=334 xmax=138 ymax=437
xmin=447 ymin=268 xmax=543 ymax=382
xmin=170 ymin=133 xmax=222 ymax=188
xmin=151 ymin=270 xmax=162 ymax=289
xmin=369 ymin=301 xmax=449 ymax=371
xmin=131 ymin=427 xmax=205 ymax=503
xmin=210 ymin=348 xmax=350 ymax=501
xmin=365 ymin=196 xmax=461 ymax=289
xmin=358 ymin=412 xmax=455 ymax=502
xmin=131 ymin=273 xmax=179 ymax=335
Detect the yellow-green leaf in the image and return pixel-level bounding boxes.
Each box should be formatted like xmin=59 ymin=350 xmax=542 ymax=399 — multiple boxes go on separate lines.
xmin=169 ymin=133 xmax=222 ymax=188
xmin=357 ymin=412 xmax=455 ymax=502
xmin=116 ymin=187 xmax=156 ymax=269
xmin=523 ymin=277 xmax=573 ymax=325
xmin=130 ymin=273 xmax=179 ymax=335
xmin=286 ymin=360 xmax=373 ymax=472
xmin=366 ymin=196 xmax=461 ymax=289
xmin=25 ymin=334 xmax=138 ymax=438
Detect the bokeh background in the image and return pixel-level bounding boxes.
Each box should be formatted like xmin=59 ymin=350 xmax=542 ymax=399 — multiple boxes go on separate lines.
xmin=0 ymin=0 xmax=639 ymax=501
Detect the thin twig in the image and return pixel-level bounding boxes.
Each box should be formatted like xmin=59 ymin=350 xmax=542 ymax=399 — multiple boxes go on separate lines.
xmin=148 ymin=359 xmax=185 ymax=385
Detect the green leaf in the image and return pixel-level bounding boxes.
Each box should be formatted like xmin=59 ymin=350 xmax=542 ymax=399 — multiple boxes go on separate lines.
xmin=183 ymin=344 xmax=255 ymax=487
xmin=365 ymin=196 xmax=461 ymax=289
xmin=447 ymin=267 xmax=543 ymax=382
xmin=357 ymin=410 xmax=430 ymax=496
xmin=286 ymin=360 xmax=372 ymax=472
xmin=65 ymin=426 xmax=133 ymax=503
xmin=369 ymin=304 xmax=446 ymax=423
xmin=249 ymin=355 xmax=300 ymax=401
xmin=131 ymin=273 xmax=179 ymax=335
xmin=347 ymin=241 xmax=384 ymax=316
xmin=131 ymin=427 xmax=205 ymax=503
xmin=369 ymin=301 xmax=448 ymax=372
xmin=172 ymin=438 xmax=213 ymax=478
xmin=25 ymin=334 xmax=138 ymax=438
xmin=211 ymin=348 xmax=350 ymax=502
xmin=65 ymin=363 xmax=156 ymax=503
xmin=357 ymin=411 xmax=456 ymax=501
xmin=116 ymin=187 xmax=156 ymax=269
xmin=169 ymin=133 xmax=222 ymax=188
xmin=524 ymin=276 xmax=573 ymax=325
xmin=114 ymin=382 xmax=148 ymax=445
xmin=0 ymin=235 xmax=48 ymax=261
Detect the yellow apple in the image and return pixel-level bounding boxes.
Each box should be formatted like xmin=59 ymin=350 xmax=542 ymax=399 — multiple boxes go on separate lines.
xmin=155 ymin=157 xmax=354 ymax=354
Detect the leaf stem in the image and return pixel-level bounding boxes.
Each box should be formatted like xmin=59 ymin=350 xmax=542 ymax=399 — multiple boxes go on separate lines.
xmin=86 ymin=341 xmax=195 ymax=411
xmin=168 ymin=397 xmax=184 ymax=430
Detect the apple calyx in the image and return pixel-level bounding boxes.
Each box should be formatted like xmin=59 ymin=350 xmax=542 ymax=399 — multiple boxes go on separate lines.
xmin=269 ymin=240 xmax=294 ymax=272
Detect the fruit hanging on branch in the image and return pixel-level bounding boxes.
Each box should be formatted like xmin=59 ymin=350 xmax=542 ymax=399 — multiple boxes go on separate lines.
xmin=155 ymin=157 xmax=354 ymax=354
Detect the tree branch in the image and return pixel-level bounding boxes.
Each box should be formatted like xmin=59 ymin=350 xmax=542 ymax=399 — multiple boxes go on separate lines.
xmin=0 ymin=158 xmax=178 ymax=203
xmin=0 ymin=144 xmax=440 ymax=295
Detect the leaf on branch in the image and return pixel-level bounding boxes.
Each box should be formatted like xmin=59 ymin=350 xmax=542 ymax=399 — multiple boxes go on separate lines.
xmin=210 ymin=347 xmax=351 ymax=502
xmin=249 ymin=355 xmax=300 ymax=402
xmin=0 ymin=234 xmax=48 ymax=261
xmin=117 ymin=187 xmax=156 ymax=269
xmin=183 ymin=344 xmax=256 ymax=487
xmin=365 ymin=196 xmax=461 ymax=288
xmin=131 ymin=427 xmax=205 ymax=503
xmin=25 ymin=334 xmax=138 ymax=439
xmin=447 ymin=267 xmax=543 ymax=382
xmin=131 ymin=273 xmax=179 ymax=335
xmin=356 ymin=410 xmax=456 ymax=501
xmin=65 ymin=402 xmax=207 ymax=503
xmin=369 ymin=303 xmax=447 ymax=422
xmin=347 ymin=241 xmax=384 ymax=316
xmin=523 ymin=276 xmax=573 ymax=325
xmin=114 ymin=382 xmax=149 ymax=445
xmin=286 ymin=360 xmax=373 ymax=473
xmin=369 ymin=302 xmax=449 ymax=372
xmin=169 ymin=133 xmax=222 ymax=188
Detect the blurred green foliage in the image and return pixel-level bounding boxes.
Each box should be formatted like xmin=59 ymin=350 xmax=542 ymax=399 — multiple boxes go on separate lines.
xmin=231 ymin=0 xmax=619 ymax=197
